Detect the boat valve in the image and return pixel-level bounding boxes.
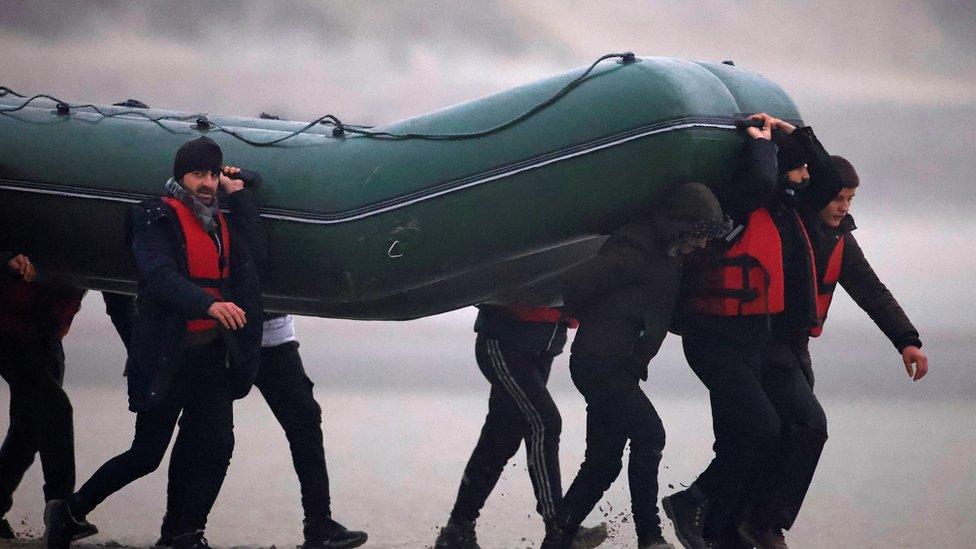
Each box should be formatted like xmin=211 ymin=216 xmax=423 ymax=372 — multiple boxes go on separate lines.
xmin=195 ymin=117 xmax=212 ymax=131
xmin=621 ymin=52 xmax=636 ymax=64
xmin=55 ymin=102 xmax=70 ymax=116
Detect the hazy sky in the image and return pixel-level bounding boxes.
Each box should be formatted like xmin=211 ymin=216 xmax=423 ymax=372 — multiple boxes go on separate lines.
xmin=3 ymin=1 xmax=974 ymax=396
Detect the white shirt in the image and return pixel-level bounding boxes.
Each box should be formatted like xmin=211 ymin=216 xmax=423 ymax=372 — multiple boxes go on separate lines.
xmin=261 ymin=314 xmax=296 ymax=347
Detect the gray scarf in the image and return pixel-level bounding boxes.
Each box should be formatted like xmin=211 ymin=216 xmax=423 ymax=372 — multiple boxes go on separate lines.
xmin=165 ymin=177 xmax=219 ymax=232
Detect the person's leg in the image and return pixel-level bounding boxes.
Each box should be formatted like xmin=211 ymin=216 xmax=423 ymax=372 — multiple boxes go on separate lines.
xmin=71 ymin=396 xmax=182 ymax=517
xmin=481 ymin=338 xmax=563 ymax=523
xmin=622 ymin=389 xmax=667 ymax=543
xmin=170 ymin=345 xmax=235 ymax=536
xmin=0 ymin=337 xmax=75 ymax=507
xmin=750 ymin=358 xmax=828 ymax=532
xmin=679 ymin=336 xmax=780 ymax=540
xmin=254 ymin=342 xmax=331 ymax=530
xmin=556 ymin=355 xmax=630 ymax=532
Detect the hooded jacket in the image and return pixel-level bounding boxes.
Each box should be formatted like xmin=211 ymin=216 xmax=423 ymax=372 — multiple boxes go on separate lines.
xmin=126 ymin=188 xmax=265 ymax=412
xmin=563 ymin=183 xmax=725 ymax=380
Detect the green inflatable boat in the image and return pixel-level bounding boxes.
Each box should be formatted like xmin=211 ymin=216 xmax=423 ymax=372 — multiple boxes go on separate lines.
xmin=0 ymin=54 xmax=802 ymax=320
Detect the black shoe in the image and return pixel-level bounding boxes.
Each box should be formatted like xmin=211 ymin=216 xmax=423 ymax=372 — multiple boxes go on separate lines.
xmin=303 ymin=517 xmax=368 ymax=549
xmin=0 ymin=517 xmax=15 ymax=539
xmin=172 ymin=530 xmax=210 ymax=549
xmin=662 ymin=486 xmax=709 ymax=549
xmin=44 ymin=499 xmax=97 ymax=549
xmin=155 ymin=513 xmax=179 ymax=546
xmin=434 ymin=518 xmax=479 ymax=549
xmin=571 ymin=522 xmax=609 ymax=549
xmin=737 ymin=523 xmax=787 ymax=549
xmin=541 ymin=520 xmax=577 ymax=549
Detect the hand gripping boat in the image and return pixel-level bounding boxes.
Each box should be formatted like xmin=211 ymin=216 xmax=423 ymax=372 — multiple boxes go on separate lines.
xmin=0 ymin=54 xmax=801 ymax=320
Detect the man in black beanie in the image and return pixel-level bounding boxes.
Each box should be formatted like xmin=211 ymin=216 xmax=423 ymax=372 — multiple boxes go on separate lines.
xmin=664 ymin=114 xmax=844 ymax=549
xmin=44 ymin=135 xmax=264 ymax=549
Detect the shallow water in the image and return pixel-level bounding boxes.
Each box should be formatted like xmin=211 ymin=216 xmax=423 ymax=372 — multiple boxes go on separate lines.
xmin=1 ymin=387 xmax=974 ymax=548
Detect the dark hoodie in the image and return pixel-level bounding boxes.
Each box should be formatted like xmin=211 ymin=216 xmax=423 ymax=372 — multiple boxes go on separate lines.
xmin=562 ymin=183 xmax=725 ymax=379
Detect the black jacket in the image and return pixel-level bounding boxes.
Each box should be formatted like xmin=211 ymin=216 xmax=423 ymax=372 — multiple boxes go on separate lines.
xmin=806 ymin=214 xmax=922 ymax=352
xmin=126 ymin=189 xmax=265 ymax=412
xmin=679 ymin=128 xmax=844 ymax=345
xmin=562 ymin=217 xmax=681 ymax=380
xmin=473 ymin=305 xmax=569 ymax=357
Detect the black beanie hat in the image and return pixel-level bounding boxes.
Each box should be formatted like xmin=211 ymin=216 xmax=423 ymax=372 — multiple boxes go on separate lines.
xmin=173 ymin=136 xmax=223 ymax=182
xmin=771 ymin=130 xmax=807 ymax=174
xmin=831 ymin=155 xmax=860 ymax=188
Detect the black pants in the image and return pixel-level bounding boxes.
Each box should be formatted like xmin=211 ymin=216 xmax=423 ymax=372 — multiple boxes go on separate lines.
xmin=682 ymin=335 xmax=781 ymax=540
xmin=0 ymin=335 xmax=74 ymax=515
xmin=450 ymin=335 xmax=563 ymax=523
xmin=750 ymin=339 xmax=827 ymax=530
xmin=72 ymin=342 xmax=234 ymax=535
xmin=558 ymin=353 xmax=666 ymax=540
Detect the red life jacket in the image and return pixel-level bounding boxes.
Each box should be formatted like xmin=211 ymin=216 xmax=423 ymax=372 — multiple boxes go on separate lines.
xmin=690 ymin=208 xmax=785 ymax=316
xmin=503 ymin=305 xmax=579 ymax=329
xmin=0 ymin=279 xmax=85 ymax=339
xmin=810 ymin=235 xmax=845 ymax=337
xmin=161 ymin=197 xmax=231 ymax=333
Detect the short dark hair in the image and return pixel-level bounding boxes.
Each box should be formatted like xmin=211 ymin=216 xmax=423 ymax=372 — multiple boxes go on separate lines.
xmin=831 ymin=155 xmax=859 ymax=189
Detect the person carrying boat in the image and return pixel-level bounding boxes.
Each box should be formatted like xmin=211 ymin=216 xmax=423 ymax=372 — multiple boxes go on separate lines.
xmin=541 ymin=182 xmax=731 ymax=549
xmin=0 ymin=253 xmax=88 ymax=541
xmin=44 ymin=136 xmax=264 ymax=549
xmin=664 ymin=116 xmax=845 ymax=549
xmin=729 ymin=155 xmax=931 ymax=549
xmin=434 ymin=305 xmax=608 ymax=549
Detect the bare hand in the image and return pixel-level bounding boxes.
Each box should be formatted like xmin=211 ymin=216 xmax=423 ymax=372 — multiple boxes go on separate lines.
xmin=771 ymin=118 xmax=797 ymax=134
xmin=902 ymin=346 xmax=928 ymax=381
xmin=219 ymin=166 xmax=245 ymax=194
xmin=7 ymin=254 xmax=37 ymax=282
xmin=208 ymin=301 xmax=247 ymax=330
xmin=746 ymin=113 xmax=773 ymax=140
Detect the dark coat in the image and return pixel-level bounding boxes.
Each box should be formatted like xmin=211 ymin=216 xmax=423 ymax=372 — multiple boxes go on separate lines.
xmin=562 ymin=217 xmax=681 ymax=380
xmin=126 ymin=189 xmax=265 ymax=412
xmin=806 ymin=214 xmax=922 ymax=352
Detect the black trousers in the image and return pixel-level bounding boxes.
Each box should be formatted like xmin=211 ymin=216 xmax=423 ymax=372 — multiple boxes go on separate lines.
xmin=558 ymin=353 xmax=666 ymax=540
xmin=0 ymin=335 xmax=74 ymax=515
xmin=750 ymin=339 xmax=827 ymax=530
xmin=682 ymin=335 xmax=781 ymax=540
xmin=450 ymin=335 xmax=563 ymax=523
xmin=72 ymin=342 xmax=234 ymax=535
xmin=161 ymin=340 xmax=332 ymax=538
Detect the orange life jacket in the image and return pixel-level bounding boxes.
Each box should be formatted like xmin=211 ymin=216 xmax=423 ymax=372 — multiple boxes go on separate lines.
xmin=503 ymin=305 xmax=579 ymax=329
xmin=161 ymin=197 xmax=231 ymax=333
xmin=810 ymin=235 xmax=844 ymax=337
xmin=689 ymin=208 xmax=785 ymax=316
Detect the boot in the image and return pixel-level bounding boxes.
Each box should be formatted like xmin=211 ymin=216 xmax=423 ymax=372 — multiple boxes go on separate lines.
xmin=43 ymin=499 xmax=98 ymax=549
xmin=155 ymin=513 xmax=179 ymax=546
xmin=0 ymin=517 xmax=15 ymax=539
xmin=172 ymin=530 xmax=210 ymax=549
xmin=303 ymin=516 xmax=368 ymax=549
xmin=638 ymin=533 xmax=676 ymax=549
xmin=541 ymin=520 xmax=577 ymax=549
xmin=737 ymin=522 xmax=787 ymax=549
xmin=571 ymin=522 xmax=609 ymax=549
xmin=434 ymin=517 xmax=479 ymax=549
xmin=661 ymin=486 xmax=709 ymax=549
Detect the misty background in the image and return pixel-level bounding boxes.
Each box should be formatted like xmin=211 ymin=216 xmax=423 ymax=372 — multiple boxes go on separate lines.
xmin=1 ymin=2 xmax=974 ymax=546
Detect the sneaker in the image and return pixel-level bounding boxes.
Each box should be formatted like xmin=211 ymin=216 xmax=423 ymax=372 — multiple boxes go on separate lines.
xmin=662 ymin=486 xmax=709 ymax=549
xmin=172 ymin=530 xmax=211 ymax=549
xmin=44 ymin=499 xmax=98 ymax=549
xmin=303 ymin=517 xmax=368 ymax=549
xmin=0 ymin=517 xmax=15 ymax=539
xmin=571 ymin=522 xmax=609 ymax=549
xmin=737 ymin=523 xmax=787 ymax=549
xmin=434 ymin=518 xmax=479 ymax=549
xmin=638 ymin=534 xmax=676 ymax=549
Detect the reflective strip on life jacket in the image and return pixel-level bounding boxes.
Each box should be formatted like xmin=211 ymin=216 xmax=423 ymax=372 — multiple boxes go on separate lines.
xmin=690 ymin=208 xmax=785 ymax=316
xmin=161 ymin=197 xmax=231 ymax=332
xmin=503 ymin=305 xmax=579 ymax=329
xmin=810 ymin=235 xmax=845 ymax=337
